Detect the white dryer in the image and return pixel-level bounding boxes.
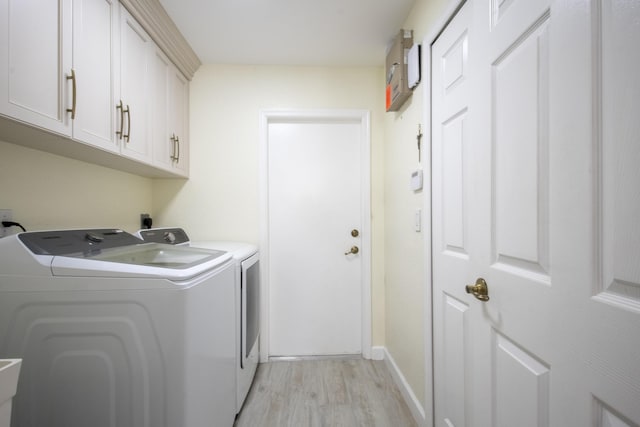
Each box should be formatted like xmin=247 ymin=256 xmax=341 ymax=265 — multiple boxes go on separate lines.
xmin=136 ymin=228 xmax=259 ymax=414
xmin=0 ymin=229 xmax=237 ymax=427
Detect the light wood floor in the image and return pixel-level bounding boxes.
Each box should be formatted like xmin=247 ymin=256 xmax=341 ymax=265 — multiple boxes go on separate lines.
xmin=234 ymin=358 xmax=418 ymax=427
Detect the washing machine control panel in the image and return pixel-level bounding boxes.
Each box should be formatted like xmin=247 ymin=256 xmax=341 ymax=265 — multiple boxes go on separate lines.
xmin=19 ymin=229 xmax=142 ymax=255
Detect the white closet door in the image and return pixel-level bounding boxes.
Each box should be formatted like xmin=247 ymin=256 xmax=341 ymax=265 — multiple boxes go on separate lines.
xmin=431 ymin=0 xmax=640 ymax=425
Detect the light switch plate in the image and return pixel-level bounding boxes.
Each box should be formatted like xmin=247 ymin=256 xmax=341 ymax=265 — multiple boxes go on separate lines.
xmin=410 ymin=169 xmax=423 ymax=191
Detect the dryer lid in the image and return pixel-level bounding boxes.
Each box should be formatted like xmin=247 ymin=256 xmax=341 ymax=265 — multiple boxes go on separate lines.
xmin=50 ymin=243 xmax=231 ymax=280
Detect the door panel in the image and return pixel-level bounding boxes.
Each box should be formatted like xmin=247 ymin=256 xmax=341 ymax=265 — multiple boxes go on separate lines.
xmin=268 ymin=119 xmax=363 ymax=356
xmin=590 ymin=0 xmax=640 ymax=422
xmin=119 ymin=8 xmax=151 ymax=162
xmin=0 ymin=0 xmax=72 ymax=134
xmin=73 ymin=0 xmax=118 ymax=150
xmin=492 ymin=15 xmax=550 ymax=280
xmin=598 ymin=0 xmax=640 ymax=309
xmin=441 ymin=294 xmax=469 ymax=427
xmin=493 ymin=332 xmax=550 ymax=427
xmin=442 ymin=113 xmax=468 ymax=258
xmin=432 ymin=0 xmax=640 ymax=426
xmin=432 ymin=3 xmax=473 ymax=427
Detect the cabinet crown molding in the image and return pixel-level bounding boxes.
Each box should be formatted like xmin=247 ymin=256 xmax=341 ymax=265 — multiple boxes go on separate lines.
xmin=121 ymin=0 xmax=201 ymax=80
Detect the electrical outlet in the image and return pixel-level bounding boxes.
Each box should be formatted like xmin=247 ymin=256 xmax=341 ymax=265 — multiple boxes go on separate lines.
xmin=0 ymin=209 xmax=13 ymax=238
xmin=140 ymin=213 xmax=151 ymax=229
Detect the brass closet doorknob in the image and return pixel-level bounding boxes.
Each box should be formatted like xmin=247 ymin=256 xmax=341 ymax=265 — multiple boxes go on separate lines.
xmin=466 ymin=278 xmax=490 ymax=302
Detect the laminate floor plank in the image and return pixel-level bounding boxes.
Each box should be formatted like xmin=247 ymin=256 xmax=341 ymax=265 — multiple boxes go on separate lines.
xmin=234 ymin=358 xmax=418 ymax=427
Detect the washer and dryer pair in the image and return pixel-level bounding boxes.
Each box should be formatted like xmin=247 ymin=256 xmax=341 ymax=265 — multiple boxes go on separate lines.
xmin=0 ymin=227 xmax=257 ymax=427
xmin=136 ymin=228 xmax=260 ymax=415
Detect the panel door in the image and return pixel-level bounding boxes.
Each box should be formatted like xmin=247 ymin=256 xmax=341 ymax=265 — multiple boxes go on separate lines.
xmin=268 ymin=118 xmax=363 ymax=356
xmin=151 ymin=48 xmax=189 ymax=176
xmin=431 ymin=0 xmax=640 ymax=426
xmin=585 ymin=0 xmax=640 ymax=423
xmin=151 ymin=48 xmax=172 ymax=170
xmin=431 ymin=4 xmax=479 ymax=426
xmin=118 ymin=7 xmax=152 ymax=163
xmin=168 ymin=67 xmax=189 ymax=176
xmin=72 ymin=0 xmax=119 ymax=151
xmin=0 ymin=0 xmax=72 ymax=135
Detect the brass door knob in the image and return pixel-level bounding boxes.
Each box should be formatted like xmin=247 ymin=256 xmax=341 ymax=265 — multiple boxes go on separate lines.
xmin=466 ymin=278 xmax=490 ymax=302
xmin=351 ymin=229 xmax=359 ymax=237
xmin=345 ymin=246 xmax=359 ymax=255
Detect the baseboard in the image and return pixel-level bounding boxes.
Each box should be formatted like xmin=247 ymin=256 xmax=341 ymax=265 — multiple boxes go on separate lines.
xmin=370 ymin=346 xmax=385 ymax=361
xmin=380 ymin=347 xmax=426 ymax=427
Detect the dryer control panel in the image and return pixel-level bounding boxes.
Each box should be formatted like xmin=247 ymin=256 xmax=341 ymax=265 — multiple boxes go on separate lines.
xmin=137 ymin=228 xmax=190 ymax=245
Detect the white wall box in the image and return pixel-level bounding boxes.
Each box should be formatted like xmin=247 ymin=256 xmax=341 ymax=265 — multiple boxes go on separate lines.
xmin=0 ymin=0 xmax=198 ymax=178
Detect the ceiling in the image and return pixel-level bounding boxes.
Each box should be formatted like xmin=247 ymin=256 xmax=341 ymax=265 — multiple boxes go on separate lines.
xmin=158 ymin=0 xmax=417 ymax=66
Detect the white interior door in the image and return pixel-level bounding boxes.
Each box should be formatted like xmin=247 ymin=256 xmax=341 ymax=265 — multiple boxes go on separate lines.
xmin=431 ymin=3 xmax=475 ymax=426
xmin=431 ymin=1 xmax=640 ymax=426
xmin=266 ymin=113 xmax=368 ymax=357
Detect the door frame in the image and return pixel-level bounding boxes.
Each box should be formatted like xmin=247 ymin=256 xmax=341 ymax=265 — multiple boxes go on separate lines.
xmin=258 ymin=109 xmax=372 ymax=362
xmin=422 ymin=1 xmax=467 ymax=426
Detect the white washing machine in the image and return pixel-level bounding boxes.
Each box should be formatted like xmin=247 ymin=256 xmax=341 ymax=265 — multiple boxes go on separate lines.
xmin=136 ymin=228 xmax=259 ymax=414
xmin=0 ymin=229 xmax=237 ymax=427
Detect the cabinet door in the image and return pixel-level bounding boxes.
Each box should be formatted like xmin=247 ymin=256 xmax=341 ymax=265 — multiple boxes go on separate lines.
xmin=119 ymin=7 xmax=152 ymax=163
xmin=151 ymin=48 xmax=189 ymax=176
xmin=72 ymin=0 xmax=119 ymax=151
xmin=0 ymin=0 xmax=72 ymax=135
xmin=169 ymin=68 xmax=189 ymax=176
xmin=151 ymin=49 xmax=172 ymax=170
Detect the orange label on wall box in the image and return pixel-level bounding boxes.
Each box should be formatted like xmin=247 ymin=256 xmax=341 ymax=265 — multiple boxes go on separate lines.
xmin=385 ymin=84 xmax=392 ymax=110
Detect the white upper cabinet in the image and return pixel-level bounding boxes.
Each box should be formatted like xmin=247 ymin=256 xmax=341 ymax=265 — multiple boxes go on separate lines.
xmin=72 ymin=0 xmax=120 ymax=152
xmin=0 ymin=0 xmax=199 ymax=178
xmin=152 ymin=48 xmax=189 ymax=177
xmin=169 ymin=68 xmax=189 ymax=176
xmin=118 ymin=7 xmax=153 ymax=164
xmin=0 ymin=0 xmax=73 ymax=135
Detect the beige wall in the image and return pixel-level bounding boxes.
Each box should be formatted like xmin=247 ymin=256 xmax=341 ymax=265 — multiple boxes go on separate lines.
xmin=0 ymin=140 xmax=152 ymax=232
xmin=383 ymin=0 xmax=451 ymax=409
xmin=153 ymin=64 xmax=388 ymax=346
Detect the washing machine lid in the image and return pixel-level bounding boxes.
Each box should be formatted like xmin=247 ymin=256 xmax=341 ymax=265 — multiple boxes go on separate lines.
xmin=18 ymin=229 xmax=231 ymax=280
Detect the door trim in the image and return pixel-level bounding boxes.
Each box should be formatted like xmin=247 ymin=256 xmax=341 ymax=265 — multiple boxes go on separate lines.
xmin=422 ymin=1 xmax=467 ymax=427
xmin=259 ymin=109 xmax=372 ymax=362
